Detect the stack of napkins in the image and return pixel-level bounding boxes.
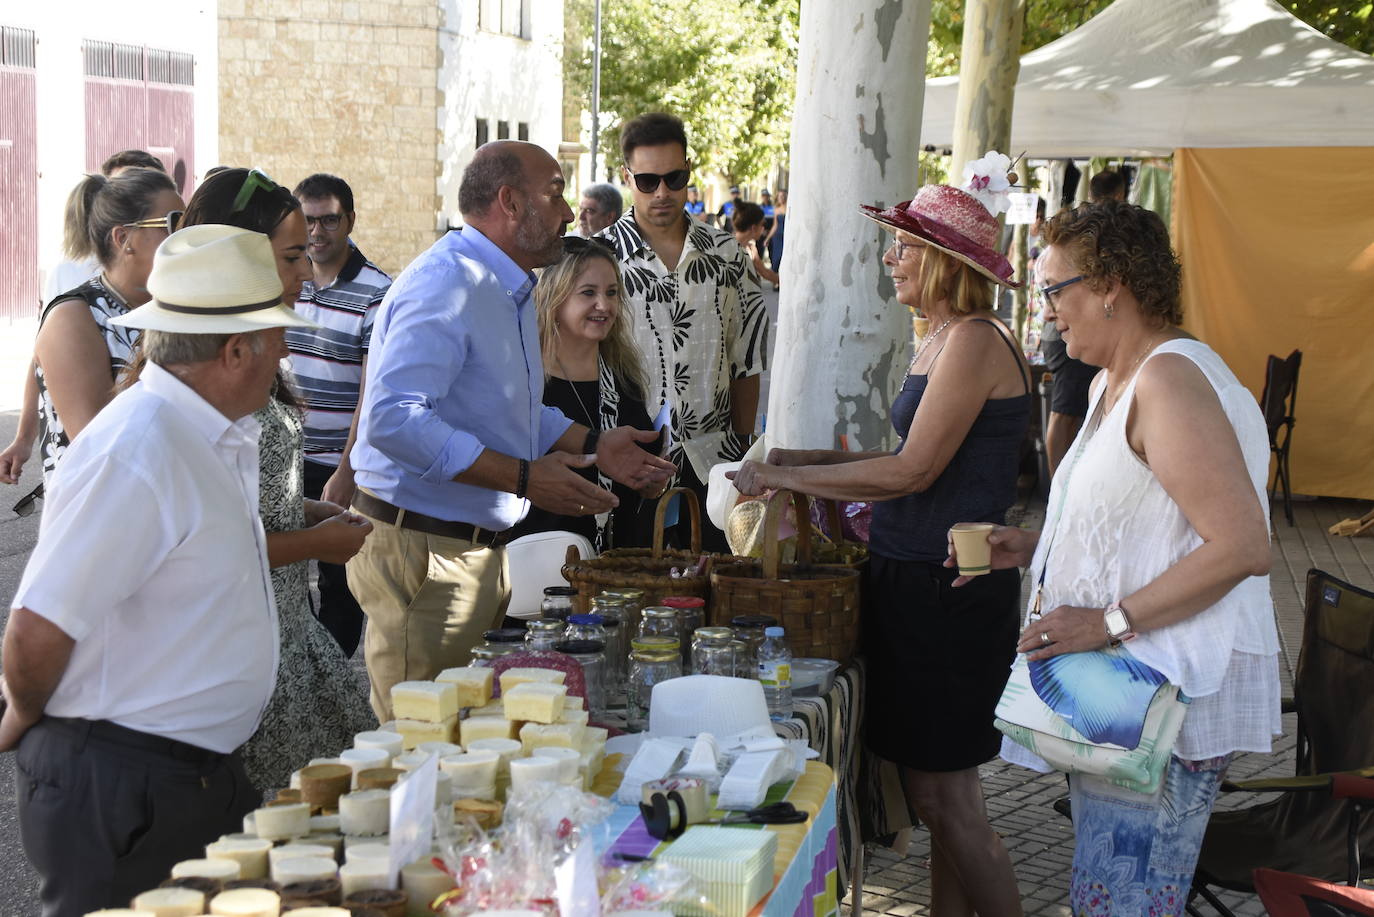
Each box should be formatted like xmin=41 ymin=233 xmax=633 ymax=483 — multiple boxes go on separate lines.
xmin=615 ymin=739 xmax=684 ymax=804
xmin=716 ymin=748 xmax=801 ymax=811
xmin=660 ymin=826 xmax=778 ymax=917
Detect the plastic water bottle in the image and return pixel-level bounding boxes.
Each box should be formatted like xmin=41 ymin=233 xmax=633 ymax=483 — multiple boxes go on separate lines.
xmin=757 ymin=626 xmax=793 ymax=721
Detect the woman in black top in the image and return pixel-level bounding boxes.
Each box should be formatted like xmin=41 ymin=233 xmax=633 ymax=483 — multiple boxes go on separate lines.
xmin=511 ymin=237 xmax=663 ymax=550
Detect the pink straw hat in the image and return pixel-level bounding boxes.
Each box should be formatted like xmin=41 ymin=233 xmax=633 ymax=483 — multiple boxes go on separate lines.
xmin=860 ymin=184 xmax=1020 ymax=288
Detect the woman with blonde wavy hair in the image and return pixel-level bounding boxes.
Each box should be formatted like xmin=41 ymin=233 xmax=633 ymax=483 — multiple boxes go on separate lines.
xmin=509 ymin=235 xmax=664 ymax=549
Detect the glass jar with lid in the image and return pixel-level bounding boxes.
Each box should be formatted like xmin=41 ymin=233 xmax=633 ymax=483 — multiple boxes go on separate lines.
xmin=553 ymin=638 xmax=607 ymax=717
xmin=627 ymin=637 xmax=682 ymax=732
xmin=602 ymin=588 xmax=645 ymax=638
xmin=470 ymin=645 xmax=504 ymax=667
xmin=540 ymin=586 xmax=578 ymax=622
xmin=638 ymin=606 xmax=681 ymax=644
xmin=524 ymin=619 xmax=566 ymax=653
xmin=691 ymin=627 xmax=736 ymax=676
xmin=565 ymin=613 xmax=607 ymax=645
xmin=730 ymin=615 xmax=778 ymax=678
xmin=729 ymin=639 xmax=752 ymax=678
xmin=591 ymin=595 xmax=628 ymax=707
xmin=662 ymin=596 xmax=706 ymax=665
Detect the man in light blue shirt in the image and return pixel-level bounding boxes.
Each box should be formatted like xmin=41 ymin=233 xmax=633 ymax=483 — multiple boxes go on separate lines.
xmin=348 ymin=141 xmax=674 ymax=720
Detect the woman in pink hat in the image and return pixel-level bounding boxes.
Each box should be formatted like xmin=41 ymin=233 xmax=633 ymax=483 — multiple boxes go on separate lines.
xmin=731 ymin=161 xmax=1029 ymax=914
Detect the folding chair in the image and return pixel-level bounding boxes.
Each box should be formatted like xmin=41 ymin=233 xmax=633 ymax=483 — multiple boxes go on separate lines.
xmin=1260 ymin=349 xmax=1302 ymax=526
xmin=1190 ymin=569 xmax=1374 ymax=915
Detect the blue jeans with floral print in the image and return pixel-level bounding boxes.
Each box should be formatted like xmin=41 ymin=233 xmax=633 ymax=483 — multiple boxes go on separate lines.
xmin=1069 ymin=754 xmax=1231 ymax=916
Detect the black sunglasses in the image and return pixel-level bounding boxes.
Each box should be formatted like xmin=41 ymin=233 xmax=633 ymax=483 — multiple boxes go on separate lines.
xmin=625 ymin=167 xmax=692 ymax=194
xmin=12 ymin=482 xmax=42 ymax=518
xmin=563 ymin=236 xmax=616 ymax=255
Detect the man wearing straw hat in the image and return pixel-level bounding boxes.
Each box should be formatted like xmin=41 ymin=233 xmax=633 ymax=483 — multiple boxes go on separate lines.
xmin=0 ymin=224 xmax=320 ymax=915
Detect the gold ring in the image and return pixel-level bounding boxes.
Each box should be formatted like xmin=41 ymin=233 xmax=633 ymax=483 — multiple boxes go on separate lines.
xmin=1040 ymin=632 xmax=1051 ymax=645
xmin=577 ymin=504 xmax=585 ymax=513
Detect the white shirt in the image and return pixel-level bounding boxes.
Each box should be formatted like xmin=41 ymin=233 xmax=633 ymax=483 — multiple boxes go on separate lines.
xmin=12 ymin=361 xmax=279 ymax=753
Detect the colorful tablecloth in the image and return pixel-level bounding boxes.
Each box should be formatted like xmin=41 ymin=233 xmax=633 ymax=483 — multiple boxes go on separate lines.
xmin=598 ymin=761 xmax=840 ymax=917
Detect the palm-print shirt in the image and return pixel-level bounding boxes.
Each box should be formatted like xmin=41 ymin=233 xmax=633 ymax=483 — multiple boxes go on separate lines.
xmin=599 ymin=212 xmax=769 ymax=479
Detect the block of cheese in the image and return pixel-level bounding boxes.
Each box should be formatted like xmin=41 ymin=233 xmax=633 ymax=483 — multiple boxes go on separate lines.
xmin=395 ymin=715 xmax=458 ymax=749
xmin=205 ymin=837 xmax=273 ymax=879
xmin=305 ymin=832 xmax=344 ymax=857
xmin=339 ymin=789 xmax=391 ymax=838
xmin=206 ymin=887 xmax=282 ymax=917
xmin=436 ymin=666 xmax=494 ymax=708
xmin=345 ymin=841 xmax=392 ymax=867
xmin=354 ymin=730 xmax=404 ymax=759
xmin=338 ymin=858 xmax=390 ymax=896
xmin=390 ymin=680 xmax=459 ymax=723
xmin=416 ymin=740 xmax=463 ymax=759
xmin=131 ymin=887 xmax=206 ymax=917
xmin=558 ymin=706 xmax=590 ymax=727
xmin=465 ymin=737 xmax=523 ymax=767
xmin=310 ymin=814 xmax=341 ymax=834
xmin=401 ymin=858 xmax=457 ymax=908
xmin=467 ymin=698 xmax=505 ymax=718
xmin=83 ymin=911 xmax=157 ymax=917
xmin=518 ymin=721 xmax=585 ymax=755
xmin=532 ymin=746 xmax=582 ymax=784
xmin=171 ymin=857 xmax=241 ymax=880
xmin=508 ymin=755 xmax=563 ymax=792
xmin=272 ymin=910 xmax=348 ymax=917
xmin=268 ymin=843 xmax=334 ymax=871
xmin=271 ymin=855 xmax=337 ymax=883
xmin=461 ymin=715 xmax=516 ymax=744
xmin=583 ymin=725 xmax=609 ymax=746
xmin=503 ymin=682 xmax=567 ymax=724
xmin=439 ymin=750 xmax=501 ymax=792
xmin=498 ymin=667 xmax=565 ymax=694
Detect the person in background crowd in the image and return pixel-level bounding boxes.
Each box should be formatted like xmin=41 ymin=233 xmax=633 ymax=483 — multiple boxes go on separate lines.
xmin=0 ymin=154 xmax=174 ymax=490
xmin=599 ymin=112 xmax=769 ymax=553
xmin=764 ymin=188 xmax=787 ymax=277
xmin=731 ymin=202 xmax=779 ymax=288
xmin=717 ymin=184 xmax=742 ymax=232
xmin=731 ymin=181 xmax=1029 ymax=917
xmin=347 ymin=141 xmax=674 ymax=722
xmin=27 ymin=169 xmax=183 ymax=483
xmin=509 ymin=237 xmax=664 ymax=550
xmin=685 ymin=185 xmax=707 ymax=221
xmin=1 ymin=225 xmax=302 ymax=916
xmin=758 ymin=188 xmax=776 ymax=238
xmin=577 ymin=183 xmax=623 ymax=238
xmin=1040 ymin=195 xmax=1097 ymax=475
xmin=286 ymin=172 xmax=392 ymax=659
xmin=176 ymin=168 xmax=375 ymax=795
xmin=1089 ymin=168 xmax=1128 ymax=203
xmin=979 ymin=200 xmax=1278 ymax=914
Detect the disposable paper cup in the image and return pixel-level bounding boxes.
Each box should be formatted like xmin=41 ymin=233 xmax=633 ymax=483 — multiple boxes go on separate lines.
xmin=949 ymin=522 xmax=995 ymax=576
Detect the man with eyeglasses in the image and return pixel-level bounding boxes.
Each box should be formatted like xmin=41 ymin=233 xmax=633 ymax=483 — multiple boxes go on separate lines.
xmin=285 ymin=173 xmax=392 ymax=658
xmin=576 ymin=182 xmax=623 ymax=238
xmin=598 ymin=112 xmax=769 ymax=552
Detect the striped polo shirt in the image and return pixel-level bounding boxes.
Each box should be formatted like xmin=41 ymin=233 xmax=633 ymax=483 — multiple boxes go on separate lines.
xmin=286 ymin=243 xmax=392 ymax=466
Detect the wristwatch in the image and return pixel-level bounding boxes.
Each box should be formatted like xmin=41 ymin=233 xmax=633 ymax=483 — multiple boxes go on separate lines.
xmin=1104 ymin=601 xmax=1137 ymax=647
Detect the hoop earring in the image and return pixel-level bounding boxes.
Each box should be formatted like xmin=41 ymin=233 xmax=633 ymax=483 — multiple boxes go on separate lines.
xmin=1103 ymin=301 xmax=1115 ymax=320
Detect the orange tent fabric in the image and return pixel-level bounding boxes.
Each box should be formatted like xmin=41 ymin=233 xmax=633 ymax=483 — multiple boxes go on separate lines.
xmin=1174 ymin=147 xmax=1374 ymax=501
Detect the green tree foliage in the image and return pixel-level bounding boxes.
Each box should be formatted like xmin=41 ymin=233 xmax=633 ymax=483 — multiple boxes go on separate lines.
xmin=563 ymin=0 xmax=800 ymax=184
xmin=1282 ymin=1 xmax=1373 ymax=54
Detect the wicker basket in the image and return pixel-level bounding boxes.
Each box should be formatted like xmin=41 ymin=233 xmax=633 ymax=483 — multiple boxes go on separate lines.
xmin=561 ymin=487 xmax=745 ymax=614
xmin=710 ymin=489 xmax=862 ymax=664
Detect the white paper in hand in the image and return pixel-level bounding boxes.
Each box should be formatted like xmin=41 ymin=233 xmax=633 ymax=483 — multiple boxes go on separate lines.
xmin=554 ymin=838 xmax=601 ymax=917
xmin=389 ymin=752 xmax=438 ymax=887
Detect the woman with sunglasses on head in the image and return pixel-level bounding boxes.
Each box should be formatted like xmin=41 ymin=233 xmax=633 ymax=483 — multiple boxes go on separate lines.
xmin=28 ymin=168 xmax=182 ymax=482
xmin=174 ymin=167 xmax=376 ymax=796
xmin=509 ymin=236 xmax=663 ymax=550
xmin=730 ymin=167 xmax=1029 ymax=916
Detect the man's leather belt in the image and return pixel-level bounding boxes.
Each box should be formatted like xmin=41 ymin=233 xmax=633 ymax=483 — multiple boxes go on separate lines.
xmin=352 ymin=489 xmax=514 ymax=548
xmin=43 ymin=716 xmax=226 ymax=766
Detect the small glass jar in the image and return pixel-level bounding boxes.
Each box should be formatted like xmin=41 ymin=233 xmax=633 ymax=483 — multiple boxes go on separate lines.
xmin=470 ymin=645 xmax=504 ymax=667
xmin=524 ymin=618 xmax=566 ymax=653
xmin=565 ymin=613 xmax=606 ymax=645
xmin=554 ymin=638 xmax=607 ymax=717
xmin=602 ymin=588 xmax=645 ymax=640
xmin=729 ymin=639 xmax=752 ymax=678
xmin=662 ymin=596 xmax=706 ymax=665
xmin=638 ymin=607 xmax=681 ymax=644
xmin=692 ymin=627 xmax=736 ymax=676
xmin=592 ymin=595 xmax=629 ymax=708
xmin=730 ymin=615 xmax=778 ymax=678
xmin=627 ymin=637 xmax=682 ymax=733
xmin=541 ymin=586 xmax=578 ymax=622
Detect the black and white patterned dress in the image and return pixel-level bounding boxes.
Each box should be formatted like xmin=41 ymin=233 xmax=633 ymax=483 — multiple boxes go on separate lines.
xmin=35 ymin=277 xmax=140 ymax=481
xmin=239 ymin=391 xmax=376 ymax=796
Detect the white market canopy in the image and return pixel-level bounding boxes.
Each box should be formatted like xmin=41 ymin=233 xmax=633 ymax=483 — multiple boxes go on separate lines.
xmin=920 ymin=0 xmax=1374 ymax=158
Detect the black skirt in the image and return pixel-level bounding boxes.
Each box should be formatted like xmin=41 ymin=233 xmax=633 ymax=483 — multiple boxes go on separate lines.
xmin=861 ymin=552 xmax=1021 ymax=772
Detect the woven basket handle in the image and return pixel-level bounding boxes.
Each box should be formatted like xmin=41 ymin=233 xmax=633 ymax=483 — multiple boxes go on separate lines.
xmin=651 ymin=486 xmax=701 ymax=557
xmin=821 ymin=498 xmax=843 ymax=544
xmin=762 ymin=489 xmax=812 ymax=578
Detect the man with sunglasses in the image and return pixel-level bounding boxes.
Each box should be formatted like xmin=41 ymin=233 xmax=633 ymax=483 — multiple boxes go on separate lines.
xmin=347 ymin=141 xmax=676 ymax=722
xmin=284 ymin=173 xmax=392 ymax=658
xmin=598 ymin=112 xmax=769 ymax=552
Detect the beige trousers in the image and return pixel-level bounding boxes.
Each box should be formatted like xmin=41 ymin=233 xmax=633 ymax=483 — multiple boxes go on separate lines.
xmin=347 ymin=507 xmax=509 ymax=722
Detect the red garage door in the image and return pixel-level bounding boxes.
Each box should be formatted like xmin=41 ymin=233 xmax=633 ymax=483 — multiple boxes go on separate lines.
xmin=0 ymin=26 xmax=39 ymax=321
xmin=83 ymin=41 xmax=195 ymax=198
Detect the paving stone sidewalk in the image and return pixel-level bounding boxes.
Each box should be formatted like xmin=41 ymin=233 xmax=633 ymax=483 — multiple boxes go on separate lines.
xmin=855 ymin=495 xmax=1374 ymax=917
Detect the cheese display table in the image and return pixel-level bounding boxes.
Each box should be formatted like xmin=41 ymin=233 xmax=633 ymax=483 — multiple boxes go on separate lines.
xmin=597 ymin=761 xmax=840 ymax=917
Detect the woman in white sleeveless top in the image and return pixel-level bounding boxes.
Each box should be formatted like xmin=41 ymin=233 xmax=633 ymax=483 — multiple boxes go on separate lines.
xmin=955 ymin=200 xmax=1281 ymax=914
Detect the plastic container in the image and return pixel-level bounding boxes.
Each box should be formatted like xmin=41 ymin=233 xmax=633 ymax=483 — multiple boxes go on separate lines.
xmin=756 ymin=626 xmax=792 ymax=721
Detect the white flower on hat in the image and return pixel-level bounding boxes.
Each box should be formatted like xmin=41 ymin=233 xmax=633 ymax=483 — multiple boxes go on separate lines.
xmin=962 ymin=151 xmax=1013 ymax=217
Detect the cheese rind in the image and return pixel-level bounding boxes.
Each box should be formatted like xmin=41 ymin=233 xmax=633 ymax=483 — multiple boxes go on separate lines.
xmin=519 ymin=721 xmax=585 ymax=755
xmin=395 ymin=715 xmax=458 ymax=749
xmin=436 ymin=666 xmax=494 ymax=707
xmin=503 ymin=682 xmax=567 ymax=724
xmin=171 ymin=857 xmax=241 ymax=880
xmin=460 ymin=716 xmax=516 ymax=744
xmin=390 ymin=680 xmax=460 ymax=722
xmin=558 ymin=707 xmax=590 ymax=726
xmin=438 ymin=750 xmax=501 ymax=788
xmin=205 ymin=837 xmax=273 ymax=879
xmin=467 ymin=698 xmax=505 ymax=718
xmin=498 ymin=667 xmax=566 ymax=694
xmin=339 ymin=789 xmax=391 ymax=838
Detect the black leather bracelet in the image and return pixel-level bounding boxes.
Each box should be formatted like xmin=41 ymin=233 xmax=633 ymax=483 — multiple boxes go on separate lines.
xmin=583 ymin=428 xmax=600 ymax=455
xmin=515 ymin=458 xmax=530 ymax=499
